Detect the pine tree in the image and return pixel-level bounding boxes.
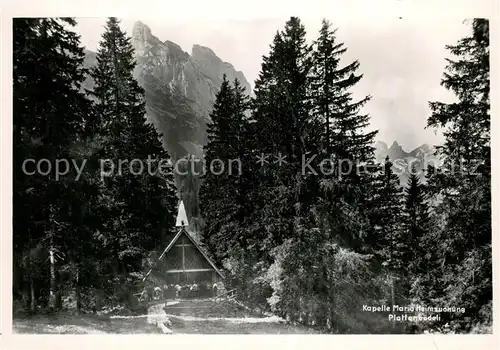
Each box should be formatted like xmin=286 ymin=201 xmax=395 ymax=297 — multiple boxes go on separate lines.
xmin=200 ymin=75 xmax=251 ymax=261
xmin=310 ymin=19 xmax=379 ymax=251
xmin=400 ymin=168 xmax=441 ymax=307
xmin=208 ymin=18 xmax=318 ymax=307
xmin=251 ymin=17 xmax=316 ymax=248
xmin=90 ymin=17 xmax=177 ymax=301
xmin=424 ymin=18 xmax=491 ymax=330
xmin=368 ymin=156 xmax=404 ymax=269
xmin=200 ymin=75 xmax=235 ymax=258
xmin=402 ymin=168 xmax=430 ymax=267
xmin=395 ymin=167 xmax=431 ymax=301
xmin=13 ymin=18 xmax=93 ymax=311
xmin=204 ymin=75 xmax=236 ymax=165
xmin=252 ymin=17 xmax=313 ymax=161
xmin=310 ymin=19 xmax=376 ymax=161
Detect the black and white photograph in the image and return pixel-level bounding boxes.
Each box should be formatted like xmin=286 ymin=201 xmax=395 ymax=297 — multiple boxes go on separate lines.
xmin=8 ymin=4 xmax=493 ymax=339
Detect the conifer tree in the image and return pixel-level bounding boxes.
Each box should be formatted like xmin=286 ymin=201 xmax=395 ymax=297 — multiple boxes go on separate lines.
xmin=253 ymin=18 xmax=313 ymax=160
xmin=200 ymin=75 xmax=251 ymax=261
xmin=310 ymin=19 xmax=379 ymax=250
xmin=391 ymin=167 xmax=431 ymax=300
xmin=402 ymin=168 xmax=430 ymax=269
xmin=251 ymin=17 xmax=316 ymax=249
xmin=424 ymin=18 xmax=491 ymax=329
xmin=90 ymin=17 xmax=177 ymax=299
xmin=368 ymin=156 xmax=404 ymax=268
xmin=399 ymin=167 xmax=442 ymax=308
xmin=310 ymin=19 xmax=376 ymax=161
xmin=13 ymin=18 xmax=93 ymax=311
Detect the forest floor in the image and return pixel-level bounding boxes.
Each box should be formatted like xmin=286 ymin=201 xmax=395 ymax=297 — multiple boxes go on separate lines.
xmin=12 ymin=299 xmax=317 ymax=334
xmin=13 ymin=312 xmax=161 ymax=334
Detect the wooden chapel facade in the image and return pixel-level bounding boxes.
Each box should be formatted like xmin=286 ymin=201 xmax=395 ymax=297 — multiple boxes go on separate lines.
xmin=143 ymin=200 xmax=224 ymax=286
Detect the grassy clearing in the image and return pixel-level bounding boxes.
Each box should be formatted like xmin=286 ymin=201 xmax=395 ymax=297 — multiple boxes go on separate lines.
xmin=163 ymin=298 xmax=261 ymax=318
xmin=13 ymin=312 xmax=161 ymax=334
xmin=163 ymin=299 xmax=318 ymax=334
xmin=12 ymin=299 xmax=319 ymax=334
xmin=166 ymin=317 xmax=318 ymax=334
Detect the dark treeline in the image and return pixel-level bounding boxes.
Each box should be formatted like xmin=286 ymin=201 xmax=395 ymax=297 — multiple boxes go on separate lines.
xmin=200 ymin=18 xmax=491 ymax=333
xmin=13 ymin=18 xmax=178 ymax=314
xmin=12 ymin=16 xmax=491 ymax=334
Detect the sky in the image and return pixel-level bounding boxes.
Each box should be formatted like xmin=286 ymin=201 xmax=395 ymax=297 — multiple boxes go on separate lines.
xmin=75 ymin=17 xmax=471 ymax=151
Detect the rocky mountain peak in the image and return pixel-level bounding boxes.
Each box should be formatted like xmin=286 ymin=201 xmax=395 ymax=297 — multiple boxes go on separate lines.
xmin=129 ymin=21 xmax=252 ymax=154
xmin=83 ymin=20 xmax=253 ymax=158
xmin=129 ymin=22 xmax=252 ymax=103
xmin=133 ymin=20 xmax=151 ymax=35
xmin=191 ymin=44 xmax=218 ymax=59
xmin=374 ymin=140 xmax=442 ymax=187
xmin=132 ymin=21 xmax=160 ymax=56
xmin=389 ymin=140 xmax=402 ymax=151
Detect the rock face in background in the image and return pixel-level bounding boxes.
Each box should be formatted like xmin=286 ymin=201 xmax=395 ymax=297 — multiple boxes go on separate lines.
xmin=375 ymin=141 xmax=441 ymax=186
xmin=131 ymin=21 xmax=252 ymax=235
xmin=83 ymin=21 xmax=253 ymax=235
xmin=82 ymin=50 xmax=97 ymax=91
xmin=131 ymin=21 xmax=252 ymax=155
xmin=84 ymin=20 xmax=252 ymax=158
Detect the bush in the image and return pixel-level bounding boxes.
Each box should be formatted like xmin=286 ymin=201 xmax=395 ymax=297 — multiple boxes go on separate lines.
xmin=264 ymin=232 xmax=399 ymax=333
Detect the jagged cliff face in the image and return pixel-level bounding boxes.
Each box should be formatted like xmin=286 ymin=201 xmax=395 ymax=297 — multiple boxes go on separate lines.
xmin=132 ymin=21 xmax=253 ymax=106
xmin=375 ymin=141 xmax=441 ymax=186
xmin=131 ymin=21 xmax=252 ymax=155
xmin=130 ymin=21 xmax=253 ymax=233
xmin=82 ymin=21 xmax=253 ymax=233
xmin=83 ymin=21 xmax=252 ymax=159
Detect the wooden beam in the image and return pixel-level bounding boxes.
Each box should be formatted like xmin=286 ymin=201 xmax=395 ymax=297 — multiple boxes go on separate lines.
xmin=182 ymin=241 xmax=186 ymax=271
xmin=164 ymin=269 xmax=213 ymax=273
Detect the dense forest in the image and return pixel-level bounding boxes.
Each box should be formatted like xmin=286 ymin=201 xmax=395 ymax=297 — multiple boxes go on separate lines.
xmin=200 ymin=17 xmax=491 ymax=334
xmin=13 ymin=17 xmax=178 ymax=314
xmin=13 ymin=17 xmax=491 ymax=334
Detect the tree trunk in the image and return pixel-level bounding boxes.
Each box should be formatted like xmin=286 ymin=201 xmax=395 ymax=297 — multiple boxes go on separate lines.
xmin=391 ymin=277 xmax=396 ymax=329
xmin=75 ymin=265 xmax=81 ymax=315
xmin=48 ymin=247 xmax=57 ymax=310
xmin=30 ymin=278 xmax=35 ymax=313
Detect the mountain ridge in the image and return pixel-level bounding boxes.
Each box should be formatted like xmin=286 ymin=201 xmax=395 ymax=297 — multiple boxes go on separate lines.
xmin=82 ymin=21 xmax=254 ymax=232
xmin=374 ymin=140 xmax=441 ymax=186
xmin=83 ymin=21 xmax=253 ymax=159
